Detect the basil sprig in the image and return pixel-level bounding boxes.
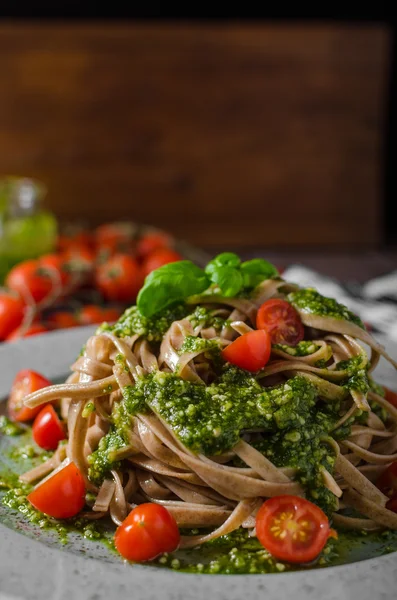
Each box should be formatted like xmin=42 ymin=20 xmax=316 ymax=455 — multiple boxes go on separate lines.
xmin=137 ymin=261 xmax=209 ymax=318
xmin=137 ymin=253 xmax=278 ymax=317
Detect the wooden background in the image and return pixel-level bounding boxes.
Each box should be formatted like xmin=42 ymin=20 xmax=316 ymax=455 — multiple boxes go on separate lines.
xmin=0 ymin=22 xmax=391 ymax=248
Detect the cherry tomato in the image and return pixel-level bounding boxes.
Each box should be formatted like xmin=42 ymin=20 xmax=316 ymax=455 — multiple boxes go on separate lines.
xmin=256 ymin=495 xmax=333 ymax=563
xmin=46 ymin=311 xmax=79 ymax=329
xmin=101 ymin=307 xmax=123 ymax=323
xmin=27 ymin=462 xmax=86 ymax=519
xmin=115 ymin=503 xmax=180 ymax=562
xmin=376 ymin=462 xmax=397 ymax=498
xmin=142 ymin=248 xmax=182 ymax=277
xmin=95 ymin=223 xmax=135 ymax=260
xmin=63 ymin=244 xmax=96 ymax=273
xmin=77 ymin=305 xmax=122 ymax=326
xmin=386 ymin=494 xmax=397 ymax=513
xmin=32 ymin=405 xmax=66 ymax=450
xmin=57 ymin=231 xmax=94 ymax=253
xmin=7 ymin=370 xmax=52 ymax=422
xmin=6 ymin=323 xmax=49 ymax=341
xmin=222 ymin=329 xmax=271 ymax=372
xmin=0 ymin=292 xmax=25 ymax=340
xmin=95 ymin=223 xmax=135 ymax=246
xmin=256 ymin=299 xmax=304 ymax=345
xmin=6 ymin=260 xmax=53 ymax=303
xmin=136 ymin=232 xmax=172 ymax=259
xmin=39 ymin=254 xmax=72 ymax=288
xmin=384 ymin=387 xmax=397 ymax=409
xmin=95 ymin=254 xmax=143 ymax=302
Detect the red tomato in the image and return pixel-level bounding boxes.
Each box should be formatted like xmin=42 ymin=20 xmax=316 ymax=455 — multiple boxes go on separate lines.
xmin=222 ymin=330 xmax=271 ymax=372
xmin=115 ymin=503 xmax=180 ymax=562
xmin=376 ymin=462 xmax=397 ymax=498
xmin=32 ymin=405 xmax=66 ymax=450
xmin=27 ymin=462 xmax=86 ymax=519
xmin=384 ymin=387 xmax=397 ymax=409
xmin=96 ymin=240 xmax=134 ymax=262
xmin=77 ymin=305 xmax=121 ymax=326
xmin=101 ymin=307 xmax=123 ymax=322
xmin=95 ymin=223 xmax=135 ymax=260
xmin=6 ymin=260 xmax=53 ymax=303
xmin=63 ymin=245 xmax=96 ymax=273
xmin=386 ymin=495 xmax=397 ymax=513
xmin=6 ymin=323 xmax=48 ymax=341
xmin=7 ymin=370 xmax=52 ymax=422
xmin=136 ymin=232 xmax=172 ymax=259
xmin=142 ymin=248 xmax=183 ymax=276
xmin=39 ymin=254 xmax=71 ymax=288
xmin=256 ymin=299 xmax=304 ymax=345
xmin=47 ymin=311 xmax=79 ymax=329
xmin=0 ymin=292 xmax=25 ymax=340
xmin=95 ymin=254 xmax=143 ymax=302
xmin=58 ymin=232 xmax=94 ymax=253
xmin=256 ymin=495 xmax=333 ymax=563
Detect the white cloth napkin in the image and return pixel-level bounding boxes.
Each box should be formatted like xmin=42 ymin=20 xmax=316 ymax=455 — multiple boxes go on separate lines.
xmin=282 ymin=265 xmax=397 ymax=342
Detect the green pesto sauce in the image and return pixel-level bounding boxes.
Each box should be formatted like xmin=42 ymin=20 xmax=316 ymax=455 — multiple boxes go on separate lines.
xmin=369 ymin=377 xmax=386 ymax=397
xmin=178 ymin=336 xmax=221 ymax=355
xmin=188 ymin=306 xmax=228 ymax=331
xmin=288 ymin=289 xmax=364 ymax=328
xmin=0 ymin=416 xmax=25 ymax=436
xmin=153 ymin=527 xmax=397 ymax=574
xmin=334 ymin=355 xmax=370 ymax=395
xmin=102 ymin=303 xmax=190 ymax=342
xmin=273 ymin=341 xmax=321 ymax=356
xmin=87 ymin=428 xmax=125 ymax=484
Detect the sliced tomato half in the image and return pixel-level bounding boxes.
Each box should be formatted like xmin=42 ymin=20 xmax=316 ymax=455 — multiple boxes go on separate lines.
xmin=256 ymin=495 xmax=333 ymax=563
xmin=27 ymin=462 xmax=86 ymax=519
xmin=256 ymin=299 xmax=304 ymax=346
xmin=7 ymin=370 xmax=52 ymax=422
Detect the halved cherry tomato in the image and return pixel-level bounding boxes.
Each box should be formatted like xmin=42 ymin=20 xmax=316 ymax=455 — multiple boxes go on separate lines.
xmin=32 ymin=405 xmax=66 ymax=450
xmin=6 ymin=323 xmax=49 ymax=341
xmin=386 ymin=494 xmax=397 ymax=513
xmin=27 ymin=462 xmax=86 ymax=519
xmin=222 ymin=329 xmax=271 ymax=372
xmin=77 ymin=305 xmax=122 ymax=326
xmin=376 ymin=462 xmax=397 ymax=498
xmin=256 ymin=495 xmax=333 ymax=563
xmin=136 ymin=232 xmax=172 ymax=260
xmin=115 ymin=503 xmax=180 ymax=562
xmin=7 ymin=370 xmax=52 ymax=422
xmin=95 ymin=254 xmax=143 ymax=302
xmin=0 ymin=292 xmax=25 ymax=340
xmin=47 ymin=311 xmax=79 ymax=329
xmin=142 ymin=248 xmax=182 ymax=277
xmin=256 ymin=298 xmax=304 ymax=345
xmin=39 ymin=254 xmax=72 ymax=288
xmin=6 ymin=260 xmax=53 ymax=303
xmin=384 ymin=387 xmax=397 ymax=409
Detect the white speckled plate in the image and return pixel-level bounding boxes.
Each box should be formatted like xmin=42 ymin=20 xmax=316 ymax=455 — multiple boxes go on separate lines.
xmin=1 ymin=328 xmax=397 ymax=600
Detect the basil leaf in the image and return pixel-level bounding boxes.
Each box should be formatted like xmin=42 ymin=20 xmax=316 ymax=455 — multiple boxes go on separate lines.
xmin=209 ymin=266 xmax=243 ymax=297
xmin=240 ymin=259 xmax=278 ymax=289
xmin=137 ymin=261 xmax=210 ymax=317
xmin=205 ymin=252 xmax=241 ymax=275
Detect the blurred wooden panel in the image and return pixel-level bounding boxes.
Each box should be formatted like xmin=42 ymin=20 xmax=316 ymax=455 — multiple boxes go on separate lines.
xmin=0 ymin=23 xmax=390 ymax=247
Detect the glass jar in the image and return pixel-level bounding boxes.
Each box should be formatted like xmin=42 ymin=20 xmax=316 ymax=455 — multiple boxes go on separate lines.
xmin=0 ymin=177 xmax=57 ymax=282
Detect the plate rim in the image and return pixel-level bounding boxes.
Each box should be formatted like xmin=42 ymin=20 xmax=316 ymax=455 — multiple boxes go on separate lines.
xmin=1 ymin=328 xmax=397 ymax=600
